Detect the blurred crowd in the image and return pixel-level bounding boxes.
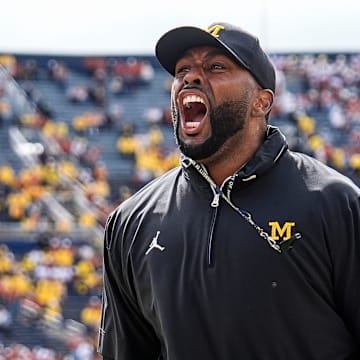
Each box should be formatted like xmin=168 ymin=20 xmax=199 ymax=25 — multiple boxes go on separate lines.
xmin=0 ymin=51 xmax=358 ymax=358
xmin=272 ymin=53 xmax=360 ymax=179
xmin=0 ymin=233 xmax=102 ymax=359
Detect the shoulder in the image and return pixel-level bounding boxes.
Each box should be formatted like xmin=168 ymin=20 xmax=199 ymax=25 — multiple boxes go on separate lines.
xmin=104 ymin=166 xmax=183 ymax=251
xmin=284 ymin=151 xmax=360 ymax=205
xmin=126 ymin=166 xmax=182 ymax=206
xmin=108 ymin=166 xmax=182 ymax=221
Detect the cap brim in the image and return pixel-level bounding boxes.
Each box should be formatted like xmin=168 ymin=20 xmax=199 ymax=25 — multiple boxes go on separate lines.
xmin=155 ymin=26 xmax=227 ymax=76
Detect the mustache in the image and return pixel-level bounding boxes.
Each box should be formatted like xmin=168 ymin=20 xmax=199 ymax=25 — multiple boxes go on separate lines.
xmin=181 ymin=84 xmax=204 ymax=92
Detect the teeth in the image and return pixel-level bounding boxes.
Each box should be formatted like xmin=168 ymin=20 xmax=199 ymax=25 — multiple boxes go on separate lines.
xmin=182 ymin=95 xmax=204 ymax=106
xmin=186 ymin=122 xmax=199 ymax=129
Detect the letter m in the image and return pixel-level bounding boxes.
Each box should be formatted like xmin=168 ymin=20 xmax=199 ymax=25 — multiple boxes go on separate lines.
xmin=206 ymin=25 xmax=225 ymax=38
xmin=268 ymin=222 xmax=295 ymax=241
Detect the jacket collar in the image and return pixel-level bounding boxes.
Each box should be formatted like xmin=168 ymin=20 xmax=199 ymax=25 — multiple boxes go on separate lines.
xmin=235 ymin=125 xmax=288 ymax=181
xmin=181 ymin=125 xmax=288 ymax=187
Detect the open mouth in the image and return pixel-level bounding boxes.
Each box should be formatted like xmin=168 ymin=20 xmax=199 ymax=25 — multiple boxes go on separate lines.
xmin=181 ymin=94 xmax=207 ymax=131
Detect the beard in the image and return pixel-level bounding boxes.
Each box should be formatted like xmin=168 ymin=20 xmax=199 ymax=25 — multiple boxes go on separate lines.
xmin=173 ymin=98 xmax=250 ymax=161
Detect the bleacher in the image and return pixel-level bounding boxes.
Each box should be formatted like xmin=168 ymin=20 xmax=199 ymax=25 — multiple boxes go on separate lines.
xmin=9 ymin=56 xmax=173 ymax=187
xmin=3 ymin=53 xmax=358 ymax=190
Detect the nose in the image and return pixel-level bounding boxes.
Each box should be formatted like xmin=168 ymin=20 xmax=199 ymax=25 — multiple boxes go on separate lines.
xmin=183 ymin=67 xmax=203 ymax=86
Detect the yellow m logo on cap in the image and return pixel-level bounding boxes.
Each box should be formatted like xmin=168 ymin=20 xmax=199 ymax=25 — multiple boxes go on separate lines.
xmin=206 ymin=25 xmax=225 ymax=38
xmin=268 ymin=222 xmax=296 ymax=241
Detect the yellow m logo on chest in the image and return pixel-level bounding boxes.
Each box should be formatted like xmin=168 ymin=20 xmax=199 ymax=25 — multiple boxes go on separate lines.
xmin=268 ymin=222 xmax=296 ymax=241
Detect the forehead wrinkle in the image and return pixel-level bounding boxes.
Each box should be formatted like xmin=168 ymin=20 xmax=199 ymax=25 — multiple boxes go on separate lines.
xmin=177 ymin=46 xmax=232 ymax=63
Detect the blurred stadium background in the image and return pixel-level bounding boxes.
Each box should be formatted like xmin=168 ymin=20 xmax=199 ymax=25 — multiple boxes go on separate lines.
xmin=0 ymin=6 xmax=360 ymax=358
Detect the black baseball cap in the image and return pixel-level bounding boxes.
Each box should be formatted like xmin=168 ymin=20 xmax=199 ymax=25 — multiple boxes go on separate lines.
xmin=155 ymin=22 xmax=276 ymax=92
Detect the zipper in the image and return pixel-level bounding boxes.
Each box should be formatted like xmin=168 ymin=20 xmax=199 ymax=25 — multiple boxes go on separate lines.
xmin=207 ymin=205 xmax=218 ymax=266
xmin=207 ymin=184 xmax=221 ymax=266
xmin=211 ymin=192 xmax=220 ymax=207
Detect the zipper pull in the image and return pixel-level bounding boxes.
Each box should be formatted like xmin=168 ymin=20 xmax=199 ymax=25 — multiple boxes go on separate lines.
xmin=211 ymin=192 xmax=220 ymax=207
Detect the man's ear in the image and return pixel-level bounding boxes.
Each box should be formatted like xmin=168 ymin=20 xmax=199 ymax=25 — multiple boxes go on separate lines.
xmin=251 ymin=89 xmax=274 ymax=117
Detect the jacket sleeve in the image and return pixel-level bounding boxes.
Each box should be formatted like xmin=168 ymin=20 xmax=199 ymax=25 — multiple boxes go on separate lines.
xmin=98 ymin=209 xmax=161 ymax=360
xmin=330 ymin=181 xmax=360 ymax=344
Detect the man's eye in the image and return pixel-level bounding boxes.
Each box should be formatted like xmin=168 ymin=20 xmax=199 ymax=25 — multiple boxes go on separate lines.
xmin=210 ymin=64 xmax=224 ymax=70
xmin=176 ymin=66 xmax=190 ymax=75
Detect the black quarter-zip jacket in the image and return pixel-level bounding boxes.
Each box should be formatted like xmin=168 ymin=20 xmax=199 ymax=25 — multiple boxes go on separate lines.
xmin=98 ymin=126 xmax=360 ymax=360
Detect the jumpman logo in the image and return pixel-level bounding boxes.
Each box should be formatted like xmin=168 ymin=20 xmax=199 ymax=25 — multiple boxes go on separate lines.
xmin=145 ymin=231 xmax=165 ymax=255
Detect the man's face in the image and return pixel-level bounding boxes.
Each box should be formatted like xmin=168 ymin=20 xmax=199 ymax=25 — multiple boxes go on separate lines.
xmin=171 ymin=46 xmax=257 ymax=161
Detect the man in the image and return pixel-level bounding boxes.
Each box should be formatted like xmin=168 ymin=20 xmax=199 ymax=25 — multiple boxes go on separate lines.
xmin=98 ymin=22 xmax=360 ymax=359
